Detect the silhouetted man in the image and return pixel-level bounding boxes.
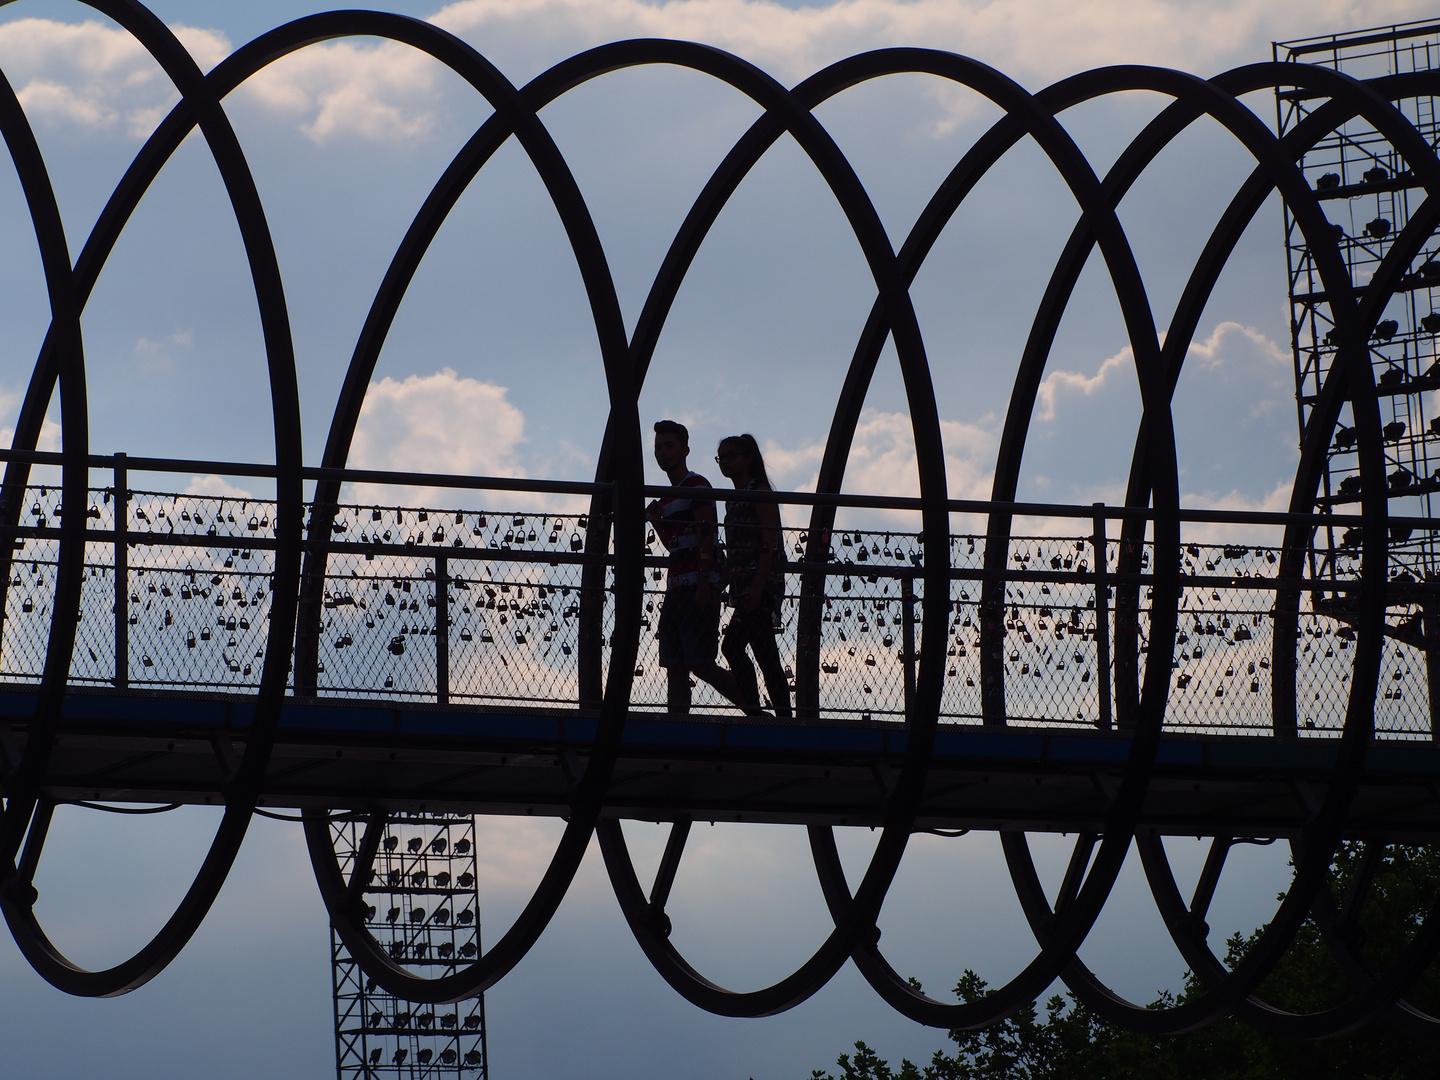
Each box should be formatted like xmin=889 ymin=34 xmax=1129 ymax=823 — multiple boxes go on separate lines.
xmin=647 ymin=419 xmax=751 ymax=714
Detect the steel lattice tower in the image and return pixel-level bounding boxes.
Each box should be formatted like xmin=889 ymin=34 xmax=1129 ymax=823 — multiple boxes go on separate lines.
xmin=331 ymin=814 xmax=489 ymax=1079
xmin=1276 ymin=20 xmax=1440 ymax=715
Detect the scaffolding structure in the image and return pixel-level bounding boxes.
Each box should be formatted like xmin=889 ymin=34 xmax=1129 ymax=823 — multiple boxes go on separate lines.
xmin=1276 ymin=23 xmax=1440 ymax=571
xmin=1275 ymin=21 xmax=1440 ymax=716
xmin=331 ymin=813 xmax=489 ymax=1080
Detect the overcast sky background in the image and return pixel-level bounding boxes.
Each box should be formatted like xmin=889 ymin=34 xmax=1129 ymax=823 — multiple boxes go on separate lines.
xmin=0 ymin=0 xmax=1433 ymax=1076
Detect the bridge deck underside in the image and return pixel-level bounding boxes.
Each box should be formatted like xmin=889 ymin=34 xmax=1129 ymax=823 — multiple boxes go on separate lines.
xmin=9 ymin=688 xmax=1440 ymax=839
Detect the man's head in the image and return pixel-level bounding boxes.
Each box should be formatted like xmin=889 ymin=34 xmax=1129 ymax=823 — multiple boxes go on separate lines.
xmin=653 ymin=419 xmax=689 ymax=474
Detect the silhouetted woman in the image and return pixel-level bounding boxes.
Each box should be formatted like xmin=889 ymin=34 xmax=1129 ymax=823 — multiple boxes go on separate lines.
xmin=714 ymin=434 xmax=791 ymax=718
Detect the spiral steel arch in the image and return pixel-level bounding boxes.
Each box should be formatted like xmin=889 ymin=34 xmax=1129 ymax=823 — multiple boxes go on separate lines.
xmin=0 ymin=0 xmax=1436 ymax=1037
xmin=0 ymin=0 xmax=305 ymax=999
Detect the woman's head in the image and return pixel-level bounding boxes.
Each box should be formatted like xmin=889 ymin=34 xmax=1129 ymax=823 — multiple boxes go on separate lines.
xmin=716 ymin=434 xmax=771 ymax=489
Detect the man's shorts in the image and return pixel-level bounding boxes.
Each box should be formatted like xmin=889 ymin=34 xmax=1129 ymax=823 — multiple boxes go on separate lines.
xmin=657 ymin=585 xmax=720 ymax=670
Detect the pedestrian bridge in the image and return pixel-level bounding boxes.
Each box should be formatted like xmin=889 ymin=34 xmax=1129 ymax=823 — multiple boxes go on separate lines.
xmin=0 ymin=452 xmax=1434 ymax=1021
xmin=2 ymin=3 xmax=1439 ymax=1041
xmin=0 ymin=457 xmax=1433 ymax=837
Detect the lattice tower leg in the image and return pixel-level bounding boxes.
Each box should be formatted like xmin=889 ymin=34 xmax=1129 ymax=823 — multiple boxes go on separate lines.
xmin=330 ymin=813 xmax=488 ymax=1079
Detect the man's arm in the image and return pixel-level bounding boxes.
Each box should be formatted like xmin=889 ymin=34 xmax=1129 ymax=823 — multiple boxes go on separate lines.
xmin=694 ymin=500 xmax=718 ymax=563
xmin=646 ymin=499 xmax=672 ymax=550
xmin=694 ymin=499 xmax=719 ymax=602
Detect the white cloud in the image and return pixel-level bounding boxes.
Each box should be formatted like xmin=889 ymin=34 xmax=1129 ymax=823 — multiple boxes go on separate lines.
xmin=1178 ymin=477 xmax=1295 ymax=547
xmin=2 ymin=1 xmax=1434 ymax=144
xmin=1034 ymin=320 xmax=1290 ymax=425
xmin=0 ymin=383 xmax=61 ymax=460
xmin=345 ymin=368 xmax=587 ymax=510
xmin=471 ymin=815 xmax=572 ymax=903
xmin=1179 ymin=319 xmax=1292 ymax=422
xmin=756 ymin=320 xmax=1297 ymax=533
xmin=18 ymin=78 xmax=116 ymax=127
xmin=433 ymin=0 xmax=1438 ymax=95
xmin=1184 ymin=319 xmax=1287 ymax=373
xmin=351 ymin=367 xmax=524 ymax=473
xmin=25 ymin=417 xmax=58 ymax=454
xmin=241 ymin=37 xmax=443 ymax=143
xmin=1183 ymin=475 xmax=1293 ymax=514
xmin=765 ymin=407 xmax=998 ymax=499
xmin=1170 ymin=322 xmax=1299 ymax=503
xmin=0 ymin=18 xmax=229 ymax=139
xmin=758 ymin=437 xmax=823 ymax=490
xmin=133 ymin=329 xmax=193 ymax=375
xmin=760 ymin=407 xmax=999 ymax=532
xmin=184 ymin=474 xmax=253 ymax=498
xmin=1034 ymin=345 xmax=1133 ymax=423
xmin=0 ymin=15 xmax=440 ymax=144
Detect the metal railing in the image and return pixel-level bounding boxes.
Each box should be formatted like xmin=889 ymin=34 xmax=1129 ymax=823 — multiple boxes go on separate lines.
xmin=0 ymin=450 xmax=1431 ymax=738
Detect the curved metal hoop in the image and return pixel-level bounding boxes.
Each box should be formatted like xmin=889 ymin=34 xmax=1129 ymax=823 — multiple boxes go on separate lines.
xmin=980 ymin=62 xmax=1429 ymax=1037
xmin=0 ymin=2 xmax=1437 ymax=1034
xmin=0 ymin=0 xmax=303 ymax=999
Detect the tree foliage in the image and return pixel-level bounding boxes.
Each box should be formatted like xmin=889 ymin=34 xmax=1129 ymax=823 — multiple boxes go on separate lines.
xmin=810 ymin=844 xmax=1440 ymax=1080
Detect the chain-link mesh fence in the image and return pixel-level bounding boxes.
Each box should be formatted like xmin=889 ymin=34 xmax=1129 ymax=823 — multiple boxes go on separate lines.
xmin=0 ymin=481 xmax=1430 ymax=738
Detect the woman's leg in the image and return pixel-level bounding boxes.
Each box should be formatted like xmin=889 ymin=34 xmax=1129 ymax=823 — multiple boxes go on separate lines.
xmin=721 ymin=611 xmax=761 ymax=709
xmin=748 ymin=605 xmax=792 ymax=718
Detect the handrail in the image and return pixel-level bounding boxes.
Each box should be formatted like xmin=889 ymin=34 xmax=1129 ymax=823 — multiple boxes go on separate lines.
xmin=0 ymin=446 xmax=1418 ymax=527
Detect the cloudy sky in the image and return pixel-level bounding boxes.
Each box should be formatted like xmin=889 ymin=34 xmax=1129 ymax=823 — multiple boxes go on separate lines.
xmin=0 ymin=0 xmax=1433 ymax=1077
